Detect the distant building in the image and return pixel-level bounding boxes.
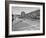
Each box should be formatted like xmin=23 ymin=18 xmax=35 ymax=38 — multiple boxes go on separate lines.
xmin=21 ymin=11 xmax=25 ymax=17
xmin=30 ymin=10 xmax=40 ymax=19
xmin=15 ymin=10 xmax=40 ymax=20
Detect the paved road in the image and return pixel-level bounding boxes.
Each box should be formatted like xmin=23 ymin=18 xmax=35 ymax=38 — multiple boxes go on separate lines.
xmin=12 ymin=18 xmax=40 ymax=31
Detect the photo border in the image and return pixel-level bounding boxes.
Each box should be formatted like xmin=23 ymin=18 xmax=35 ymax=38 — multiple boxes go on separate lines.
xmin=5 ymin=1 xmax=45 ymax=37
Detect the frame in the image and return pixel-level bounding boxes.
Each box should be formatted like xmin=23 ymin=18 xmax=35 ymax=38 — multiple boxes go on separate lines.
xmin=5 ymin=1 xmax=45 ymax=37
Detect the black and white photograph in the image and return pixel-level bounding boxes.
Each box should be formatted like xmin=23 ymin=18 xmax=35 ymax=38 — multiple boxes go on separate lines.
xmin=12 ymin=7 xmax=40 ymax=31
xmin=5 ymin=1 xmax=45 ymax=37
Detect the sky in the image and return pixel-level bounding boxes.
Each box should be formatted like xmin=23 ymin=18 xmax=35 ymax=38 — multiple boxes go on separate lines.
xmin=12 ymin=7 xmax=40 ymax=15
